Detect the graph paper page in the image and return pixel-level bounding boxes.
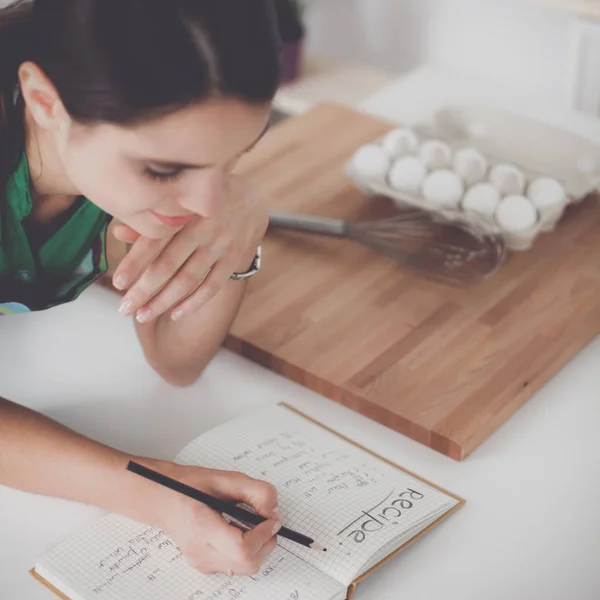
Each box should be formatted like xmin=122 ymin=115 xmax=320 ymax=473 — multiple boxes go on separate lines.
xmin=175 ymin=405 xmax=458 ymax=586
xmin=35 ymin=513 xmax=345 ymax=600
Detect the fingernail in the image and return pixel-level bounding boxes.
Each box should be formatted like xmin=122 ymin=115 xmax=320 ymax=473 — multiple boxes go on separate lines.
xmin=171 ymin=308 xmax=184 ymax=322
xmin=136 ymin=308 xmax=152 ymax=323
xmin=119 ymin=299 xmax=133 ymax=316
xmin=272 ymin=521 xmax=282 ymax=536
xmin=113 ymin=274 xmax=128 ymax=290
xmin=272 ymin=507 xmax=284 ymax=521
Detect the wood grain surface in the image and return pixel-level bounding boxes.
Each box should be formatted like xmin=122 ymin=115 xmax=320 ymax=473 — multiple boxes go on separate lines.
xmin=101 ymin=104 xmax=600 ymax=461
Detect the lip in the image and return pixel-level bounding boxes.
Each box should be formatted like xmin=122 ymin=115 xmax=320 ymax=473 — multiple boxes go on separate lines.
xmin=152 ymin=212 xmax=195 ymax=228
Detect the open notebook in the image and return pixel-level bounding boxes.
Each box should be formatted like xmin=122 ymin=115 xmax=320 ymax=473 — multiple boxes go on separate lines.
xmin=32 ymin=404 xmax=464 ymax=600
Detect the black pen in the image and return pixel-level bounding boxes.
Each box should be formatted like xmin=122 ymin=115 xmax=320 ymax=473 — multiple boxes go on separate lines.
xmin=126 ymin=461 xmax=327 ymax=552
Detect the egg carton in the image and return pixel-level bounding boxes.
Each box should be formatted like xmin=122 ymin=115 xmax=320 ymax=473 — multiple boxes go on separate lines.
xmin=431 ymin=105 xmax=600 ymax=201
xmin=345 ymin=109 xmax=600 ymax=252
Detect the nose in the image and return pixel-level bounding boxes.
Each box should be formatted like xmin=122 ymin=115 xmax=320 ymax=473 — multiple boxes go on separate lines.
xmin=180 ymin=168 xmax=225 ymax=218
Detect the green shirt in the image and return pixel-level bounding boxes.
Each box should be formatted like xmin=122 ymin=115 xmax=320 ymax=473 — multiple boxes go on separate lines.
xmin=0 ymin=153 xmax=111 ymax=315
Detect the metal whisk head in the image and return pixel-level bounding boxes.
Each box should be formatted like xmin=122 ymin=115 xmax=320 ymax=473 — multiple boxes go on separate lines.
xmin=346 ymin=211 xmax=507 ymax=285
xmin=268 ymin=209 xmax=507 ymax=286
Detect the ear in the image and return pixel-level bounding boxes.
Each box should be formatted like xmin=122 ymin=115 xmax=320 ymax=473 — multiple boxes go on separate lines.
xmin=18 ymin=61 xmax=69 ymax=131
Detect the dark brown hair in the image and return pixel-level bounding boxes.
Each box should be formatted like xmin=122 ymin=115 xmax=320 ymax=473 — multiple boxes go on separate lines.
xmin=0 ymin=0 xmax=281 ymax=203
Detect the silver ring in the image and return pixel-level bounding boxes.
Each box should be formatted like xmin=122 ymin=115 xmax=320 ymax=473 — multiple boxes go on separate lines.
xmin=230 ymin=245 xmax=262 ymax=281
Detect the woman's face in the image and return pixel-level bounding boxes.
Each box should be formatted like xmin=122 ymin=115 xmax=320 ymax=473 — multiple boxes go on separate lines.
xmin=54 ymin=98 xmax=271 ymax=239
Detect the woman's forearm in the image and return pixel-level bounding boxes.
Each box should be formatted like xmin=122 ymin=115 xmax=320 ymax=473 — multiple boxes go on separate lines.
xmin=136 ymin=279 xmax=248 ymax=387
xmin=0 ymin=397 xmax=173 ymax=527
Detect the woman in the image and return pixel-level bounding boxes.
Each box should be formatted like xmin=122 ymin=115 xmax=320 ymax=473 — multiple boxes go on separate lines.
xmin=0 ymin=0 xmax=284 ymax=578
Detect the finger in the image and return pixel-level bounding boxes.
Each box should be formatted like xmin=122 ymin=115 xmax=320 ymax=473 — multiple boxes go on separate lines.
xmin=186 ymin=541 xmax=237 ymax=576
xmin=113 ymin=236 xmax=168 ymax=294
xmin=245 ymin=530 xmax=279 ymax=573
xmin=135 ymin=251 xmax=216 ymax=323
xmin=208 ymin=471 xmax=283 ymax=522
xmin=112 ymin=223 xmax=142 ymax=244
xmin=191 ymin=504 xmax=246 ymax=559
xmin=177 ymin=518 xmax=240 ymax=575
xmin=209 ymin=519 xmax=279 ymax=576
xmin=193 ymin=540 xmax=246 ymax=577
xmin=169 ymin=257 xmax=234 ymax=322
xmin=186 ymin=549 xmax=221 ymax=576
xmin=225 ymin=519 xmax=252 ymax=534
xmin=123 ymin=235 xmax=212 ymax=319
xmin=188 ymin=544 xmax=256 ymax=578
xmin=240 ymin=518 xmax=281 ymax=562
xmin=214 ymin=538 xmax=277 ymax=577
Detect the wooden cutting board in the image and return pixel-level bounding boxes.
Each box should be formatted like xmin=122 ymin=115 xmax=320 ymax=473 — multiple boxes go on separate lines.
xmin=225 ymin=103 xmax=600 ymax=461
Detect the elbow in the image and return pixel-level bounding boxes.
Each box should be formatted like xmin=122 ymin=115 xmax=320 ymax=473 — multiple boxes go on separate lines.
xmin=138 ymin=324 xmax=220 ymax=388
xmin=157 ymin=368 xmax=206 ymax=389
xmin=166 ymin=377 xmax=201 ymax=389
xmin=146 ymin=354 xmax=211 ymax=389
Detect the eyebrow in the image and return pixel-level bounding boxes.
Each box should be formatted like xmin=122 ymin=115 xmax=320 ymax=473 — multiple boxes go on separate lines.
xmin=141 ymin=121 xmax=271 ymax=171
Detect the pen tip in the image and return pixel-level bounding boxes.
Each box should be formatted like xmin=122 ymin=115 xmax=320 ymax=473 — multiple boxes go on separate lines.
xmin=310 ymin=543 xmax=327 ymax=552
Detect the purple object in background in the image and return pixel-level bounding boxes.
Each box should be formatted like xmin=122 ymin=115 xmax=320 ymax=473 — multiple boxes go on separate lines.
xmin=274 ymin=0 xmax=306 ymax=85
xmin=280 ymin=36 xmax=305 ymax=84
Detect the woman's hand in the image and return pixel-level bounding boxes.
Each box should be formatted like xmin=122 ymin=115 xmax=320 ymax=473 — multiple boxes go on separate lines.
xmin=0 ymin=395 xmax=281 ymax=577
xmin=112 ymin=176 xmax=268 ymax=323
xmin=146 ymin=462 xmax=283 ymax=576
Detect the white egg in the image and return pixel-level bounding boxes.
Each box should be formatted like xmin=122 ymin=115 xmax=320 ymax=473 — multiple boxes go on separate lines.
xmin=388 ymin=156 xmax=427 ymax=194
xmin=461 ymin=183 xmax=501 ymax=220
xmin=527 ymin=177 xmax=567 ymax=210
xmin=526 ymin=177 xmax=567 ymax=230
xmin=453 ymin=147 xmax=488 ymax=186
xmin=419 ymin=139 xmax=452 ymax=170
xmin=381 ymin=128 xmax=420 ymax=158
xmin=495 ymin=195 xmax=538 ymax=232
xmin=351 ymin=144 xmax=391 ymax=182
xmin=489 ymin=163 xmax=526 ymax=195
xmin=422 ymin=170 xmax=465 ymax=209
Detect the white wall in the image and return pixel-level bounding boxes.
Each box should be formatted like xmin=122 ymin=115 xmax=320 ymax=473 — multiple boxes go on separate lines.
xmin=1 ymin=0 xmax=577 ymax=110
xmin=306 ymin=0 xmax=577 ymax=109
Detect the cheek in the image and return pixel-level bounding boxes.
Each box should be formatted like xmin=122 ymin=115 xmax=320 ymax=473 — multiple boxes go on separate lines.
xmin=177 ymin=169 xmax=227 ymax=216
xmin=58 ymin=138 xmax=163 ymax=218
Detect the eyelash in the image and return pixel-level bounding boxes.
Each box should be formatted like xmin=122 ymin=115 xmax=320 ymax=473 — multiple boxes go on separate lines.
xmin=144 ymin=167 xmax=183 ymax=184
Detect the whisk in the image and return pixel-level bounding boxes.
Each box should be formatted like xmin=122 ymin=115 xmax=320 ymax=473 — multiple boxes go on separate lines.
xmin=268 ymin=209 xmax=507 ymax=285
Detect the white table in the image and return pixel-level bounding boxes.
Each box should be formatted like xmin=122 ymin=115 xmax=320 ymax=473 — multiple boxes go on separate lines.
xmin=1 ymin=283 xmax=599 ymax=600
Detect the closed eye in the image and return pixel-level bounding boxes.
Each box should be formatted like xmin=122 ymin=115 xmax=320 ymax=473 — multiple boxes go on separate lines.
xmin=144 ymin=166 xmax=184 ymax=183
